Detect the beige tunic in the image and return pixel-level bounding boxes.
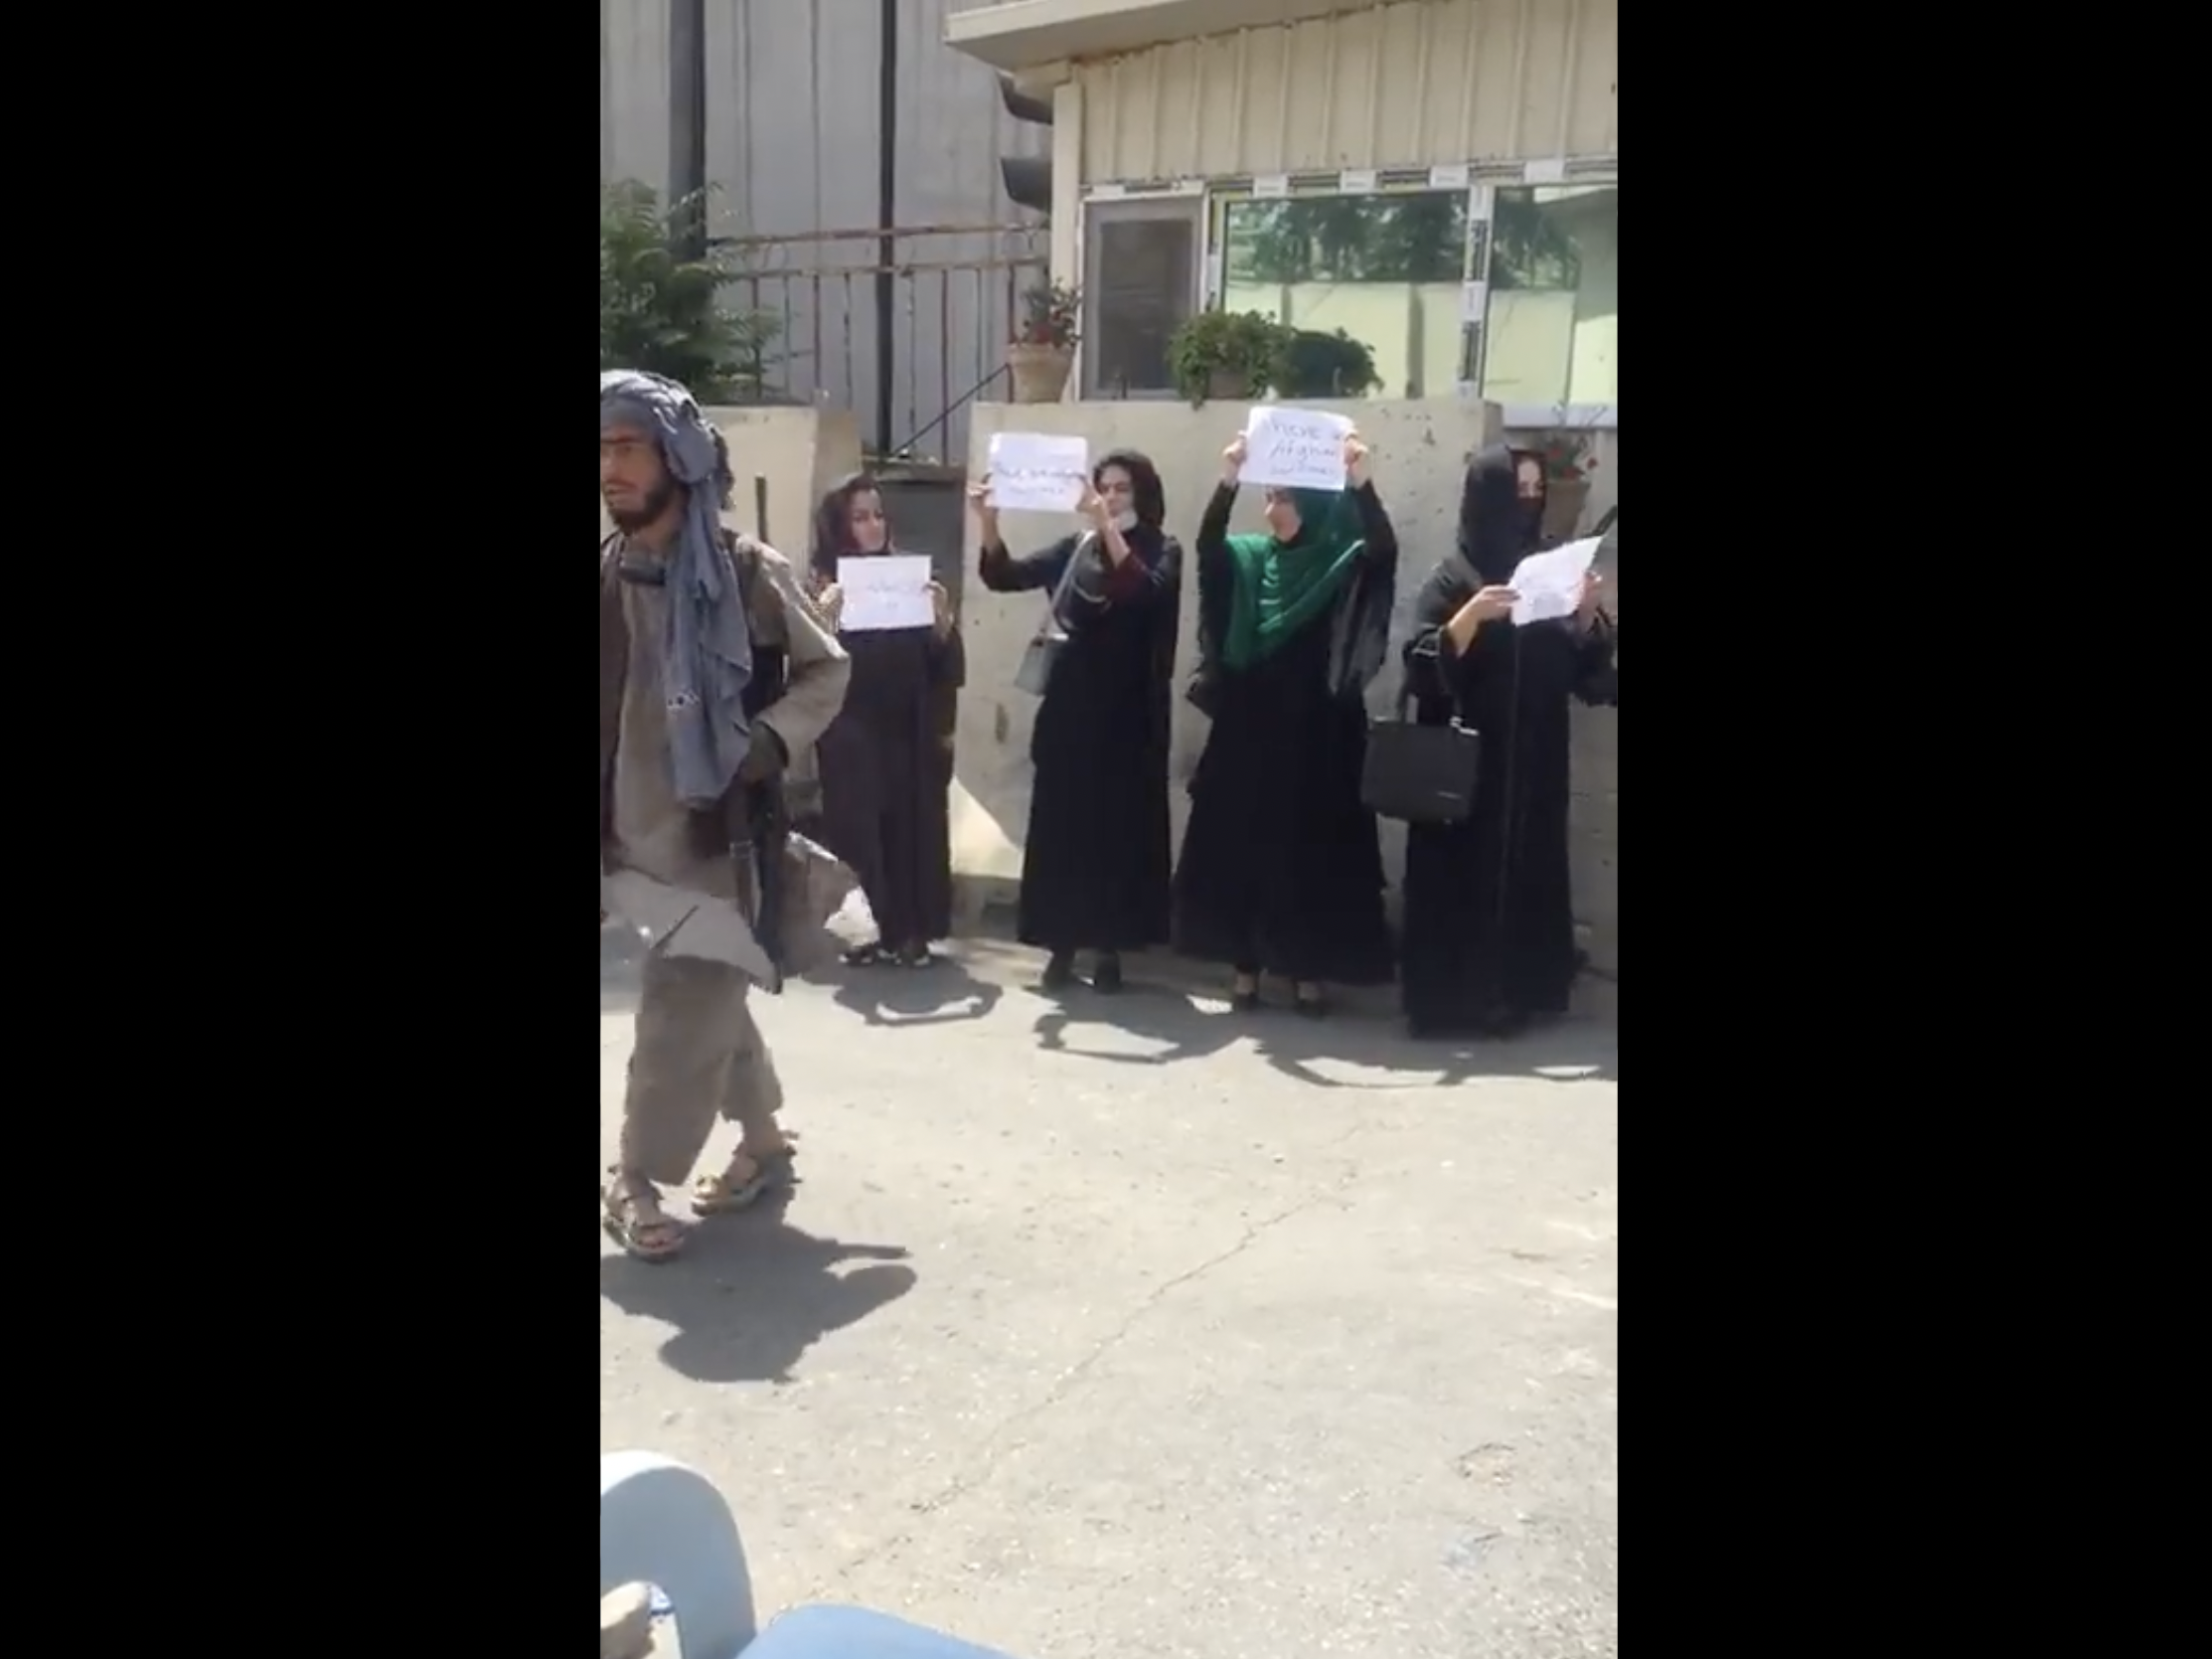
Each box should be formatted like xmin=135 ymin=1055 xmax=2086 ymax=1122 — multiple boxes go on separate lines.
xmin=605 ymin=536 xmax=849 ymax=1187
xmin=608 ymin=538 xmax=848 ymax=899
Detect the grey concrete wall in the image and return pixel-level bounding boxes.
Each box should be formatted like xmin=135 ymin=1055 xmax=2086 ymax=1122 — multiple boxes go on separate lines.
xmin=947 ymin=399 xmax=1620 ymax=993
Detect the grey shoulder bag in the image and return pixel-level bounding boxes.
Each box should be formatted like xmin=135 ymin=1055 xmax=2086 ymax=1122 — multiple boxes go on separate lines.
xmin=1013 ymin=534 xmax=1092 ymax=697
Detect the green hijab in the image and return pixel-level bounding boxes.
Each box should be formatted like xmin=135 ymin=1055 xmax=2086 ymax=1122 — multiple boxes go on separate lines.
xmin=1219 ymin=486 xmax=1367 ymax=671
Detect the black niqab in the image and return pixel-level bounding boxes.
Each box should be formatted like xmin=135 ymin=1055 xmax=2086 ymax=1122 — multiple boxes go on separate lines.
xmin=1456 ymin=443 xmax=1546 ymax=583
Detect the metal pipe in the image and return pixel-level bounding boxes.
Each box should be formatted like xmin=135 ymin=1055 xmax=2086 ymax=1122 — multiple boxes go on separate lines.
xmin=874 ymin=0 xmax=898 ymax=454
xmin=669 ymin=0 xmax=708 ymax=259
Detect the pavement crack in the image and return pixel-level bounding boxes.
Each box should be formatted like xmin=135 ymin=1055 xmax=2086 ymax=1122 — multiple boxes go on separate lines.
xmin=810 ymin=1178 xmax=1347 ymax=1594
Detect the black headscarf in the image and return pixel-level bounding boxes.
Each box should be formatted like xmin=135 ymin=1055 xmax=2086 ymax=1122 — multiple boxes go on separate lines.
xmin=810 ymin=471 xmax=892 ymax=581
xmin=1095 ymin=447 xmax=1166 ymax=534
xmin=1457 ymin=442 xmax=1546 ymax=584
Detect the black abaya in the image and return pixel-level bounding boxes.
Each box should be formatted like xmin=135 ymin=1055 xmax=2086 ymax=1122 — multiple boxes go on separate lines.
xmin=1171 ymin=481 xmax=1396 ymax=986
xmin=813 ymin=620 xmax=962 ymax=947
xmin=980 ymin=526 xmax=1181 ymax=952
xmin=1399 ymin=447 xmax=1617 ymax=1033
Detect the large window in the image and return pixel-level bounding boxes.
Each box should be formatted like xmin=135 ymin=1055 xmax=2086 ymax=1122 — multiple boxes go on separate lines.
xmin=1218 ymin=190 xmax=1470 ymax=398
xmin=1074 ymin=171 xmax=1618 ymax=416
xmin=1080 ymin=198 xmax=1203 ymax=398
xmin=1482 ymin=184 xmax=1617 ymax=411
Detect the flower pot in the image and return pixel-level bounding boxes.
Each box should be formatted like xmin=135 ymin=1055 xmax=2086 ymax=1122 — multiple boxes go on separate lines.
xmin=1203 ymin=368 xmax=1252 ymax=402
xmin=1007 ymin=342 xmax=1073 ymax=405
xmin=1542 ymin=474 xmax=1592 ymax=542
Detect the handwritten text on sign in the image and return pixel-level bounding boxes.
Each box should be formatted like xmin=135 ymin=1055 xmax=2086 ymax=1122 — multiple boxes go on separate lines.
xmin=987 ymin=431 xmax=1090 ymax=513
xmin=837 ymin=554 xmax=934 ymax=632
xmin=1241 ymin=406 xmax=1353 ymax=492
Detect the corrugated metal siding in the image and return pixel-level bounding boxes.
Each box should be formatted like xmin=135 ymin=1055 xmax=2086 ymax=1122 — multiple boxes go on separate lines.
xmin=1077 ymin=0 xmax=1617 ymax=181
xmin=601 ymin=0 xmax=1051 ymax=462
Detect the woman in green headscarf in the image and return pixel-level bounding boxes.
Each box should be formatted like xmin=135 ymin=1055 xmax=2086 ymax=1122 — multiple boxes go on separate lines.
xmin=1172 ymin=424 xmax=1400 ymax=1014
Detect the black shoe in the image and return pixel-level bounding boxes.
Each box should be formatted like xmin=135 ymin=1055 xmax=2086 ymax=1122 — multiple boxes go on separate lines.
xmin=1040 ymin=949 xmax=1076 ymax=991
xmin=1091 ymin=951 xmax=1124 ymax=993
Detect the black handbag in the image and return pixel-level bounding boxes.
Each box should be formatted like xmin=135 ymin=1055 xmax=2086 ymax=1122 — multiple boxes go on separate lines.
xmin=1361 ymin=693 xmax=1482 ymax=825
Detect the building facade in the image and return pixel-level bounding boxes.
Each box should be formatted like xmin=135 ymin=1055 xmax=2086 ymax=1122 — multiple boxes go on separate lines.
xmin=943 ymin=0 xmax=1620 ymax=995
xmin=600 ymin=0 xmax=1053 ymax=461
xmin=948 ymin=0 xmax=1617 ymax=440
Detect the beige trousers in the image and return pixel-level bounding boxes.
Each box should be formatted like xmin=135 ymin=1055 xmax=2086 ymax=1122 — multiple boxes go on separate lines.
xmin=619 ymin=954 xmax=785 ymax=1186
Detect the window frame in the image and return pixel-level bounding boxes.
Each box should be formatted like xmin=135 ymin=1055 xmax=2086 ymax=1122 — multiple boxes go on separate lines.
xmin=1479 ymin=173 xmax=1619 ymax=429
xmin=1205 ymin=174 xmax=1475 ymax=400
xmin=1075 ymin=187 xmax=1209 ymax=401
xmin=1077 ymin=157 xmax=1618 ymax=428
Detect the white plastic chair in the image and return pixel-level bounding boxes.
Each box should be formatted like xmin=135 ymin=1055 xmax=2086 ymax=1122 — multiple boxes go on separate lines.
xmin=600 ymin=1450 xmax=759 ymax=1659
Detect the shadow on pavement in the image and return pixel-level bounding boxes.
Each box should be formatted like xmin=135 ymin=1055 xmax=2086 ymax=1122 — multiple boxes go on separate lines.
xmin=1254 ymin=1007 xmax=1617 ymax=1087
xmin=599 ymin=1191 xmax=915 ymax=1385
xmin=823 ymin=955 xmax=1004 ymax=1027
xmin=1030 ymin=979 xmax=1238 ymax=1068
xmin=601 ymin=926 xmax=1006 ymax=1028
xmin=1027 ymin=954 xmax=1617 ymax=1086
xmin=603 ymin=925 xmax=1616 ymax=1083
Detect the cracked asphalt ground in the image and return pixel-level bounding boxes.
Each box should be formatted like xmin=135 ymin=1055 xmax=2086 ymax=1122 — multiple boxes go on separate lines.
xmin=599 ymin=935 xmax=1618 ymax=1659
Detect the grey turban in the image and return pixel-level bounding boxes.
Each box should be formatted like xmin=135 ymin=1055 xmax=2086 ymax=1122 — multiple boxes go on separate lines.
xmin=599 ymin=370 xmax=754 ymax=808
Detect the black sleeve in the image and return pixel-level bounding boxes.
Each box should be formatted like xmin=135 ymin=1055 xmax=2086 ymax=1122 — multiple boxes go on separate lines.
xmin=1349 ymin=480 xmax=1398 ymax=581
xmin=1196 ymin=481 xmax=1237 ymax=564
xmin=1070 ymin=531 xmax=1180 ymax=614
xmin=929 ymin=621 xmax=967 ymax=690
xmin=1194 ymin=488 xmax=1240 ymax=668
xmin=1400 ymin=560 xmax=1499 ymax=718
xmin=978 ymin=533 xmax=1076 ymax=594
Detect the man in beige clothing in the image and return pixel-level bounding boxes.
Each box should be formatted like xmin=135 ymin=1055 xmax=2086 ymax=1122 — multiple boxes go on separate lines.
xmin=598 ymin=370 xmax=850 ymax=1260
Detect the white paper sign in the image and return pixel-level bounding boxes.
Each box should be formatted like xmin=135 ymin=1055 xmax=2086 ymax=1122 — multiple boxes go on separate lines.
xmin=1241 ymin=406 xmax=1354 ymax=492
xmin=838 ymin=554 xmax=934 ymax=631
xmin=986 ymin=432 xmax=1089 ymax=513
xmin=1507 ymin=536 xmax=1601 ymax=627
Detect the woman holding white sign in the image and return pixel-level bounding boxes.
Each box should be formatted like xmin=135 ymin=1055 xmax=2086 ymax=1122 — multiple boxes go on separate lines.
xmin=973 ymin=448 xmax=1181 ymax=992
xmin=806 ymin=473 xmax=963 ymax=968
xmin=1172 ymin=425 xmax=1398 ymax=1016
xmin=1398 ymin=444 xmax=1617 ymax=1039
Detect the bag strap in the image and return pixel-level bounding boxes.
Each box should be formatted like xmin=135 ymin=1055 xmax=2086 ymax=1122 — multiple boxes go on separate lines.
xmin=1040 ymin=531 xmax=1093 ymax=634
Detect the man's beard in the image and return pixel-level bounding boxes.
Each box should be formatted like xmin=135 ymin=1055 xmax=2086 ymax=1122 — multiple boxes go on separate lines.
xmin=606 ymin=475 xmax=679 ymax=535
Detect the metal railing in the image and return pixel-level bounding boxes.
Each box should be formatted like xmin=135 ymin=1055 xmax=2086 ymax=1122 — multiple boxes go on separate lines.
xmin=713 ymin=222 xmax=1047 ymax=465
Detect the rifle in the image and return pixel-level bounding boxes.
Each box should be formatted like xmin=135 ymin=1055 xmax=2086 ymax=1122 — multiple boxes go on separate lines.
xmin=736 ymin=469 xmax=790 ymax=993
xmin=737 ymin=772 xmax=789 ymax=995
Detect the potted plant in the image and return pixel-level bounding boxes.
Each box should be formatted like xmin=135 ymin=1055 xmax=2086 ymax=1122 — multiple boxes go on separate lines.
xmin=1168 ymin=308 xmax=1288 ymax=405
xmin=1278 ymin=327 xmax=1382 ymax=399
xmin=1528 ymin=428 xmax=1601 ymax=543
xmin=1008 ymin=279 xmax=1079 ymax=404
